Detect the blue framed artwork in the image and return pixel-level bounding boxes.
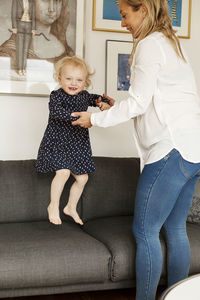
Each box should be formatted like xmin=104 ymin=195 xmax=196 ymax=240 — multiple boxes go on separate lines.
xmin=106 ymin=40 xmax=133 ymax=100
xmin=168 ymin=0 xmax=182 ymax=27
xmin=117 ymin=54 xmax=130 ymax=91
xmin=93 ymin=0 xmax=192 ymax=38
xmin=103 ymin=0 xmax=121 ymax=21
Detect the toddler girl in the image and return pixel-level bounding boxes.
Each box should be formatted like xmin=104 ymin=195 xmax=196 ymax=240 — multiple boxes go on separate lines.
xmin=36 ymin=56 xmax=110 ymax=225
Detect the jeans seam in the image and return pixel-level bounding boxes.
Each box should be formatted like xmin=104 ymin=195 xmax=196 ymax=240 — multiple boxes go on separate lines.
xmin=179 ymin=156 xmax=192 ymax=179
xmin=163 ymin=222 xmax=172 ymax=286
xmin=142 ymin=159 xmax=168 ymax=299
xmin=163 ymin=149 xmax=178 ymax=161
xmin=144 ymin=242 xmax=151 ymax=300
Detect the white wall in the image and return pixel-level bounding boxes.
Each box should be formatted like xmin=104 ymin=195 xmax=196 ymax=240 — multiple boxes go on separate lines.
xmin=0 ymin=0 xmax=200 ymax=160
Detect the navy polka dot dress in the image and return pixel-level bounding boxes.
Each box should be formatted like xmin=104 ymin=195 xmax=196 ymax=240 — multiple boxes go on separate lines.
xmin=35 ymin=88 xmax=109 ymax=175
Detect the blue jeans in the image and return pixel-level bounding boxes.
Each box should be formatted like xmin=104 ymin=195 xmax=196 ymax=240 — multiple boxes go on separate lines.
xmin=132 ymin=149 xmax=200 ymax=300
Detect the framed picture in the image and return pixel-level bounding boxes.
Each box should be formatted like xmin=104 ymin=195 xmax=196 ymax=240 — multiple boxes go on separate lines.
xmin=106 ymin=40 xmax=132 ymax=101
xmin=93 ymin=0 xmax=192 ymax=38
xmin=93 ymin=0 xmax=128 ymax=33
xmin=0 ymin=0 xmax=85 ymax=96
xmin=168 ymin=0 xmax=192 ymax=38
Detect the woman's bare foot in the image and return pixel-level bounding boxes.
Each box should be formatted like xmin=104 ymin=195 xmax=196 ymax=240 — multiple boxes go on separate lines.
xmin=63 ymin=206 xmax=83 ymax=225
xmin=47 ymin=204 xmax=62 ymax=225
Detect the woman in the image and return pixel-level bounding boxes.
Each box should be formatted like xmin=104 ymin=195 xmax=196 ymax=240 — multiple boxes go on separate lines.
xmin=71 ymin=0 xmax=200 ymax=300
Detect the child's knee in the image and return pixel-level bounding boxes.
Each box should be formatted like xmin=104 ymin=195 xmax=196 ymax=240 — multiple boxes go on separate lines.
xmin=56 ymin=169 xmax=70 ymax=179
xmin=76 ymin=174 xmax=88 ymax=186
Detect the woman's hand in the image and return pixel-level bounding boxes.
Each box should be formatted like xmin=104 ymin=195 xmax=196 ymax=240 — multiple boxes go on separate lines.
xmin=96 ymin=94 xmax=115 ymax=108
xmin=95 ymin=94 xmax=115 ymax=111
xmin=102 ymin=94 xmax=115 ymax=106
xmin=71 ymin=112 xmax=92 ymax=128
xmin=96 ymin=98 xmax=111 ymax=111
xmin=99 ymin=102 xmax=111 ymax=111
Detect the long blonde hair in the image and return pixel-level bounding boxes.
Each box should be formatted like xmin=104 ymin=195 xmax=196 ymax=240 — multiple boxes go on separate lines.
xmin=122 ymin=0 xmax=186 ymax=64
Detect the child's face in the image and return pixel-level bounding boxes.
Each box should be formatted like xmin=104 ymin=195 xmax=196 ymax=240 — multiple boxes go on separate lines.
xmin=58 ymin=64 xmax=87 ymax=95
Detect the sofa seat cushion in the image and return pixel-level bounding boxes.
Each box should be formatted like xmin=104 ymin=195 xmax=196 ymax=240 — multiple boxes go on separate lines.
xmin=0 ymin=221 xmax=111 ymax=289
xmin=83 ymin=216 xmax=167 ymax=282
xmin=187 ymin=223 xmax=200 ymax=274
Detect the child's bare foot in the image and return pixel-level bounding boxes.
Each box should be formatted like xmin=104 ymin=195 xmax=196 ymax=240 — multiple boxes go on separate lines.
xmin=47 ymin=204 xmax=62 ymax=225
xmin=63 ymin=206 xmax=83 ymax=225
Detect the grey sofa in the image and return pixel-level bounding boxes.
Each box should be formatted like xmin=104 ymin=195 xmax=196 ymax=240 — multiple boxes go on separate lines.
xmin=0 ymin=157 xmax=200 ymax=298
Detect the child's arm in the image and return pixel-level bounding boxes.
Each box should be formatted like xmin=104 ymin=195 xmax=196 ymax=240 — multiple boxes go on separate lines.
xmin=49 ymin=90 xmax=77 ymax=121
xmin=85 ymin=91 xmax=111 ymax=110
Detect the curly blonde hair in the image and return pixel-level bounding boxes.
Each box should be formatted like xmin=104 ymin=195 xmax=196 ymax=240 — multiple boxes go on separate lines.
xmin=54 ymin=56 xmax=94 ymax=88
xmin=121 ymin=0 xmax=186 ymax=64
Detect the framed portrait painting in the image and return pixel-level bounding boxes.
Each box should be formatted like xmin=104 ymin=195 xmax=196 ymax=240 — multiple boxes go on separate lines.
xmin=0 ymin=0 xmax=85 ymax=96
xmin=106 ymin=40 xmax=132 ymax=101
xmin=93 ymin=0 xmax=192 ymax=38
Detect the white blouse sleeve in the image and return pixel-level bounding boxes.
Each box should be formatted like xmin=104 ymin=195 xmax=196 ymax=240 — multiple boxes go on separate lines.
xmin=91 ymin=37 xmax=166 ymax=127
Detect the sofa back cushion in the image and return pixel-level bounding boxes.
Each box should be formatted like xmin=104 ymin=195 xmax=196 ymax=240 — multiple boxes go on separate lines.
xmin=0 ymin=160 xmax=76 ymax=223
xmin=81 ymin=157 xmax=140 ymax=222
xmin=0 ymin=157 xmax=140 ymax=223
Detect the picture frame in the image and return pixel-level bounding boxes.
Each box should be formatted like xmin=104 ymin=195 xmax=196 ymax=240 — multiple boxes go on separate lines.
xmin=169 ymin=0 xmax=192 ymax=39
xmin=93 ymin=0 xmax=192 ymax=38
xmin=105 ymin=40 xmax=132 ymax=101
xmin=93 ymin=0 xmax=128 ymax=34
xmin=0 ymin=0 xmax=85 ymax=96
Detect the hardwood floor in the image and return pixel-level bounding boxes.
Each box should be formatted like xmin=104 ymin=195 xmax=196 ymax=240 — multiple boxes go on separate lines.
xmin=2 ymin=286 xmax=166 ymax=300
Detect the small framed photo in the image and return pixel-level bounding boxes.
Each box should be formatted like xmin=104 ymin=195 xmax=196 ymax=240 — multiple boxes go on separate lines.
xmin=106 ymin=40 xmax=132 ymax=101
xmin=0 ymin=0 xmax=85 ymax=96
xmin=93 ymin=0 xmax=192 ymax=38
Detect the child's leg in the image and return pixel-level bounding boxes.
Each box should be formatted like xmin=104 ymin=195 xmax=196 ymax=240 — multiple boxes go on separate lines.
xmin=48 ymin=169 xmax=70 ymax=225
xmin=63 ymin=173 xmax=88 ymax=225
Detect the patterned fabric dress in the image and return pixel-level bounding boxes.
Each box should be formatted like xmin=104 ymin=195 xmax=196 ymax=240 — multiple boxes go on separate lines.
xmin=35 ymin=88 xmax=108 ymax=175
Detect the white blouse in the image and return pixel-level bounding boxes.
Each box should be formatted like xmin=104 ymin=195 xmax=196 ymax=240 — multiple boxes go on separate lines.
xmin=91 ymin=32 xmax=200 ymax=170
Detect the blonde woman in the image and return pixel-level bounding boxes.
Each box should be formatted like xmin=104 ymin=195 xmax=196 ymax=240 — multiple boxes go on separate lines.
xmin=72 ymin=1 xmax=200 ymax=299
xmin=36 ymin=56 xmax=110 ymax=226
